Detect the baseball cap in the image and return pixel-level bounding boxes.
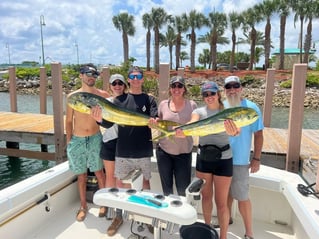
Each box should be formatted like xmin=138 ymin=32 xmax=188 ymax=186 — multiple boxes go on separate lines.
xmin=79 ymin=64 xmax=99 ymax=75
xmin=170 ymin=76 xmax=185 ymax=85
xmin=201 ymin=81 xmax=219 ymax=94
xmin=109 ymin=74 xmax=125 ymax=84
xmin=224 ymin=76 xmax=241 ymax=86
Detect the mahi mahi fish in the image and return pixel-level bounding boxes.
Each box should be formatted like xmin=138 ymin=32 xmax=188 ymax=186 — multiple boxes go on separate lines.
xmin=153 ymin=106 xmax=259 ymax=141
xmin=67 ymin=92 xmax=179 ymax=130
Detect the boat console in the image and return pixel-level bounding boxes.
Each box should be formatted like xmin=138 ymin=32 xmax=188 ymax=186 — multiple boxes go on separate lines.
xmin=93 ymin=173 xmax=205 ymax=239
xmin=94 ymin=187 xmax=197 ymax=239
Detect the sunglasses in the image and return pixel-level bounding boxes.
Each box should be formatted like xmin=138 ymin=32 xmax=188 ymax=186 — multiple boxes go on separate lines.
xmin=202 ymin=91 xmax=217 ymax=98
xmin=128 ymin=74 xmax=143 ymax=80
xmin=225 ymin=82 xmax=241 ymax=89
xmin=170 ymin=83 xmax=184 ymax=89
xmin=85 ymin=71 xmax=99 ymax=78
xmin=111 ymin=81 xmax=124 ymax=86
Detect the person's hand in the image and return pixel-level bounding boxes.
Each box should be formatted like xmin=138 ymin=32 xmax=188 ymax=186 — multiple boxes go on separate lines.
xmin=148 ymin=117 xmax=159 ymax=129
xmin=249 ymin=158 xmax=260 ymax=173
xmin=224 ymin=119 xmax=240 ymax=136
xmin=90 ymin=105 xmax=102 ymax=123
xmin=175 ymin=128 xmax=186 ymax=138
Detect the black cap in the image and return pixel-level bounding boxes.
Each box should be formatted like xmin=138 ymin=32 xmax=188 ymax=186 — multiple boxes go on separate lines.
xmin=170 ymin=76 xmax=185 ymax=85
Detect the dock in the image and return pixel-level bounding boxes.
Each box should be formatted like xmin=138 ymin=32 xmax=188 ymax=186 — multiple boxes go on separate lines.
xmin=0 ymin=112 xmax=60 ymax=160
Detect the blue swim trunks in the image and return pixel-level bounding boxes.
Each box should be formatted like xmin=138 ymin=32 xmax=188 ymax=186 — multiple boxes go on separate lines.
xmin=67 ymin=132 xmax=103 ymax=175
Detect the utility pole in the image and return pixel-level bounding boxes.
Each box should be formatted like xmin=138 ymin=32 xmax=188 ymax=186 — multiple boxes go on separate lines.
xmin=6 ymin=43 xmax=11 ymax=65
xmin=74 ymin=41 xmax=79 ymax=65
xmin=40 ymin=15 xmax=46 ymax=66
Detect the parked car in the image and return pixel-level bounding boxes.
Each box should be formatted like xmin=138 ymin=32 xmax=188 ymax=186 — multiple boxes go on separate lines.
xmin=216 ymin=63 xmax=238 ymax=71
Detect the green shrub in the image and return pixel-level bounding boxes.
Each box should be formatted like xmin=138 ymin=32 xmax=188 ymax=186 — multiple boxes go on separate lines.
xmin=280 ymin=80 xmax=292 ymax=88
xmin=306 ymin=74 xmax=319 ymax=87
xmin=280 ymin=73 xmax=319 ymax=88
xmin=143 ymin=77 xmax=158 ymax=96
xmin=16 ymin=67 xmax=40 ymax=79
xmin=188 ymin=85 xmax=201 ymax=98
xmin=241 ymin=75 xmax=255 ymax=85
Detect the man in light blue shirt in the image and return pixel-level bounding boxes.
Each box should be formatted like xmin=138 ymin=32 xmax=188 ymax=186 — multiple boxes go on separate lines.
xmin=223 ymin=76 xmax=264 ymax=239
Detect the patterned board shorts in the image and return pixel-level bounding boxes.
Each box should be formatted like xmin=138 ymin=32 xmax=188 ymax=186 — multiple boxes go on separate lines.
xmin=67 ymin=132 xmax=103 ymax=175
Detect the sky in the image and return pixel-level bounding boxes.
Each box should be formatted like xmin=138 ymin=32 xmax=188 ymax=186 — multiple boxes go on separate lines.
xmin=0 ymin=0 xmax=318 ymax=68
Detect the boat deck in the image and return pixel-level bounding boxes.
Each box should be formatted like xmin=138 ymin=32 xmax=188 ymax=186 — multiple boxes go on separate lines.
xmin=29 ymin=201 xmax=295 ymax=239
xmin=1 ymin=161 xmax=317 ymax=239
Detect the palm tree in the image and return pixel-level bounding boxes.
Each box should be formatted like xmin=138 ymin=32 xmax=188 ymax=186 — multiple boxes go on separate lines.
xmin=159 ymin=26 xmax=177 ymax=69
xmin=179 ymin=51 xmax=189 ymax=67
xmin=207 ymin=11 xmax=228 ymax=71
xmin=228 ymin=12 xmax=243 ymax=71
xmin=291 ymin=0 xmax=308 ymax=63
xmin=276 ymin=0 xmax=291 ymax=70
xmin=238 ymin=30 xmax=267 ymax=48
xmin=173 ymin=16 xmax=188 ymax=70
xmin=256 ymin=0 xmax=277 ymax=69
xmin=197 ymin=32 xmax=229 ymax=69
xmin=182 ymin=10 xmax=208 ymax=73
xmin=303 ymin=0 xmax=317 ymax=63
xmin=112 ymin=13 xmax=135 ymax=64
xmin=241 ymin=7 xmax=263 ymax=70
xmin=142 ymin=13 xmax=153 ymax=71
xmin=198 ymin=49 xmax=211 ymax=69
xmin=254 ymin=46 xmax=265 ymax=68
xmin=150 ymin=7 xmax=170 ymax=73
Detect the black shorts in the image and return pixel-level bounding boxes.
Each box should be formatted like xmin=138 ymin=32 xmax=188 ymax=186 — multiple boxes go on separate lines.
xmin=100 ymin=138 xmax=117 ymax=161
xmin=196 ymin=156 xmax=233 ymax=177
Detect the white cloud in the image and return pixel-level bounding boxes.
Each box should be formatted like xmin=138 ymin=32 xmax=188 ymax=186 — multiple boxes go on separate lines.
xmin=0 ymin=0 xmax=318 ymax=67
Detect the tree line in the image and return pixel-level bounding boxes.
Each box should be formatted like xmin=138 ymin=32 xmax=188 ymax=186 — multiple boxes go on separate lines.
xmin=112 ymin=0 xmax=319 ymax=73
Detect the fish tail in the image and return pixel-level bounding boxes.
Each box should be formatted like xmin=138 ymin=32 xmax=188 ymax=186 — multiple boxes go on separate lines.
xmin=151 ymin=125 xmax=174 ymax=141
xmin=152 ymin=134 xmax=175 ymax=142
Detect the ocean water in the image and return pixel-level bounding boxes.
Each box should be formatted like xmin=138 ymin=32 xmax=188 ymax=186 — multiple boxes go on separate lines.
xmin=0 ymin=92 xmax=318 ymax=190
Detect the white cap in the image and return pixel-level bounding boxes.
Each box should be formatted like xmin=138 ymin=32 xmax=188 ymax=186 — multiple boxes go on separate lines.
xmin=109 ymin=74 xmax=125 ymax=84
xmin=224 ymin=76 xmax=241 ymax=86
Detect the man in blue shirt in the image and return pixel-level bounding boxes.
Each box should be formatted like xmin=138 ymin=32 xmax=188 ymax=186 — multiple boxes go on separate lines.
xmin=223 ymin=76 xmax=264 ymax=239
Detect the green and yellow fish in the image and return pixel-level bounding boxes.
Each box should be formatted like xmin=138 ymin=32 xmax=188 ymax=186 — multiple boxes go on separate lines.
xmin=153 ymin=107 xmax=259 ymax=141
xmin=67 ymin=92 xmax=179 ymax=130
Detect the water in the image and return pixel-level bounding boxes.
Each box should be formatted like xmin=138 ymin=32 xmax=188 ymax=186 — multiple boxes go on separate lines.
xmin=269 ymin=107 xmax=319 ymax=129
xmin=0 ymin=92 xmax=318 ymax=190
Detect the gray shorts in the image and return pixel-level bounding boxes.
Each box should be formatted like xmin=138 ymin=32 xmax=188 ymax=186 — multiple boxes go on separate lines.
xmin=115 ymin=157 xmax=151 ymax=180
xmin=229 ymin=165 xmax=250 ymax=201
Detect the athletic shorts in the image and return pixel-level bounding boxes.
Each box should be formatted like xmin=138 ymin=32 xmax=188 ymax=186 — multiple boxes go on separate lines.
xmin=115 ymin=157 xmax=151 ymax=180
xmin=196 ymin=156 xmax=233 ymax=177
xmin=229 ymin=165 xmax=250 ymax=201
xmin=67 ymin=132 xmax=103 ymax=175
xmin=100 ymin=138 xmax=117 ymax=161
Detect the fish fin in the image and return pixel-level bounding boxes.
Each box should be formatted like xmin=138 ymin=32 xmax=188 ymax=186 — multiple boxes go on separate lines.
xmin=218 ymin=117 xmax=231 ymax=121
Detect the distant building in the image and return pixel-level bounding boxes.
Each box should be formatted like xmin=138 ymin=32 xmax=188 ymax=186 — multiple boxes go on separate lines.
xmin=272 ymin=48 xmax=316 ymax=70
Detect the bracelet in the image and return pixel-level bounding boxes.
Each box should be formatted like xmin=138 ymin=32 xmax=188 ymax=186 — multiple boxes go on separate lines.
xmin=252 ymin=157 xmax=260 ymax=161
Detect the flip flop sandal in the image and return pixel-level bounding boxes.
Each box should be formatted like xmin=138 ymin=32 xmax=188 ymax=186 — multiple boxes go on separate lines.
xmin=76 ymin=207 xmax=87 ymax=221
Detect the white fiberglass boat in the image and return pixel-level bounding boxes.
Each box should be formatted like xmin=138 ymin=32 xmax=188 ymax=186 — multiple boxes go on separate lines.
xmin=0 ymin=155 xmax=318 ymax=239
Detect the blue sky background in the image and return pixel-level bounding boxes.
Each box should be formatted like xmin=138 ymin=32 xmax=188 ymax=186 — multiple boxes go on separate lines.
xmin=0 ymin=0 xmax=318 ymax=67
